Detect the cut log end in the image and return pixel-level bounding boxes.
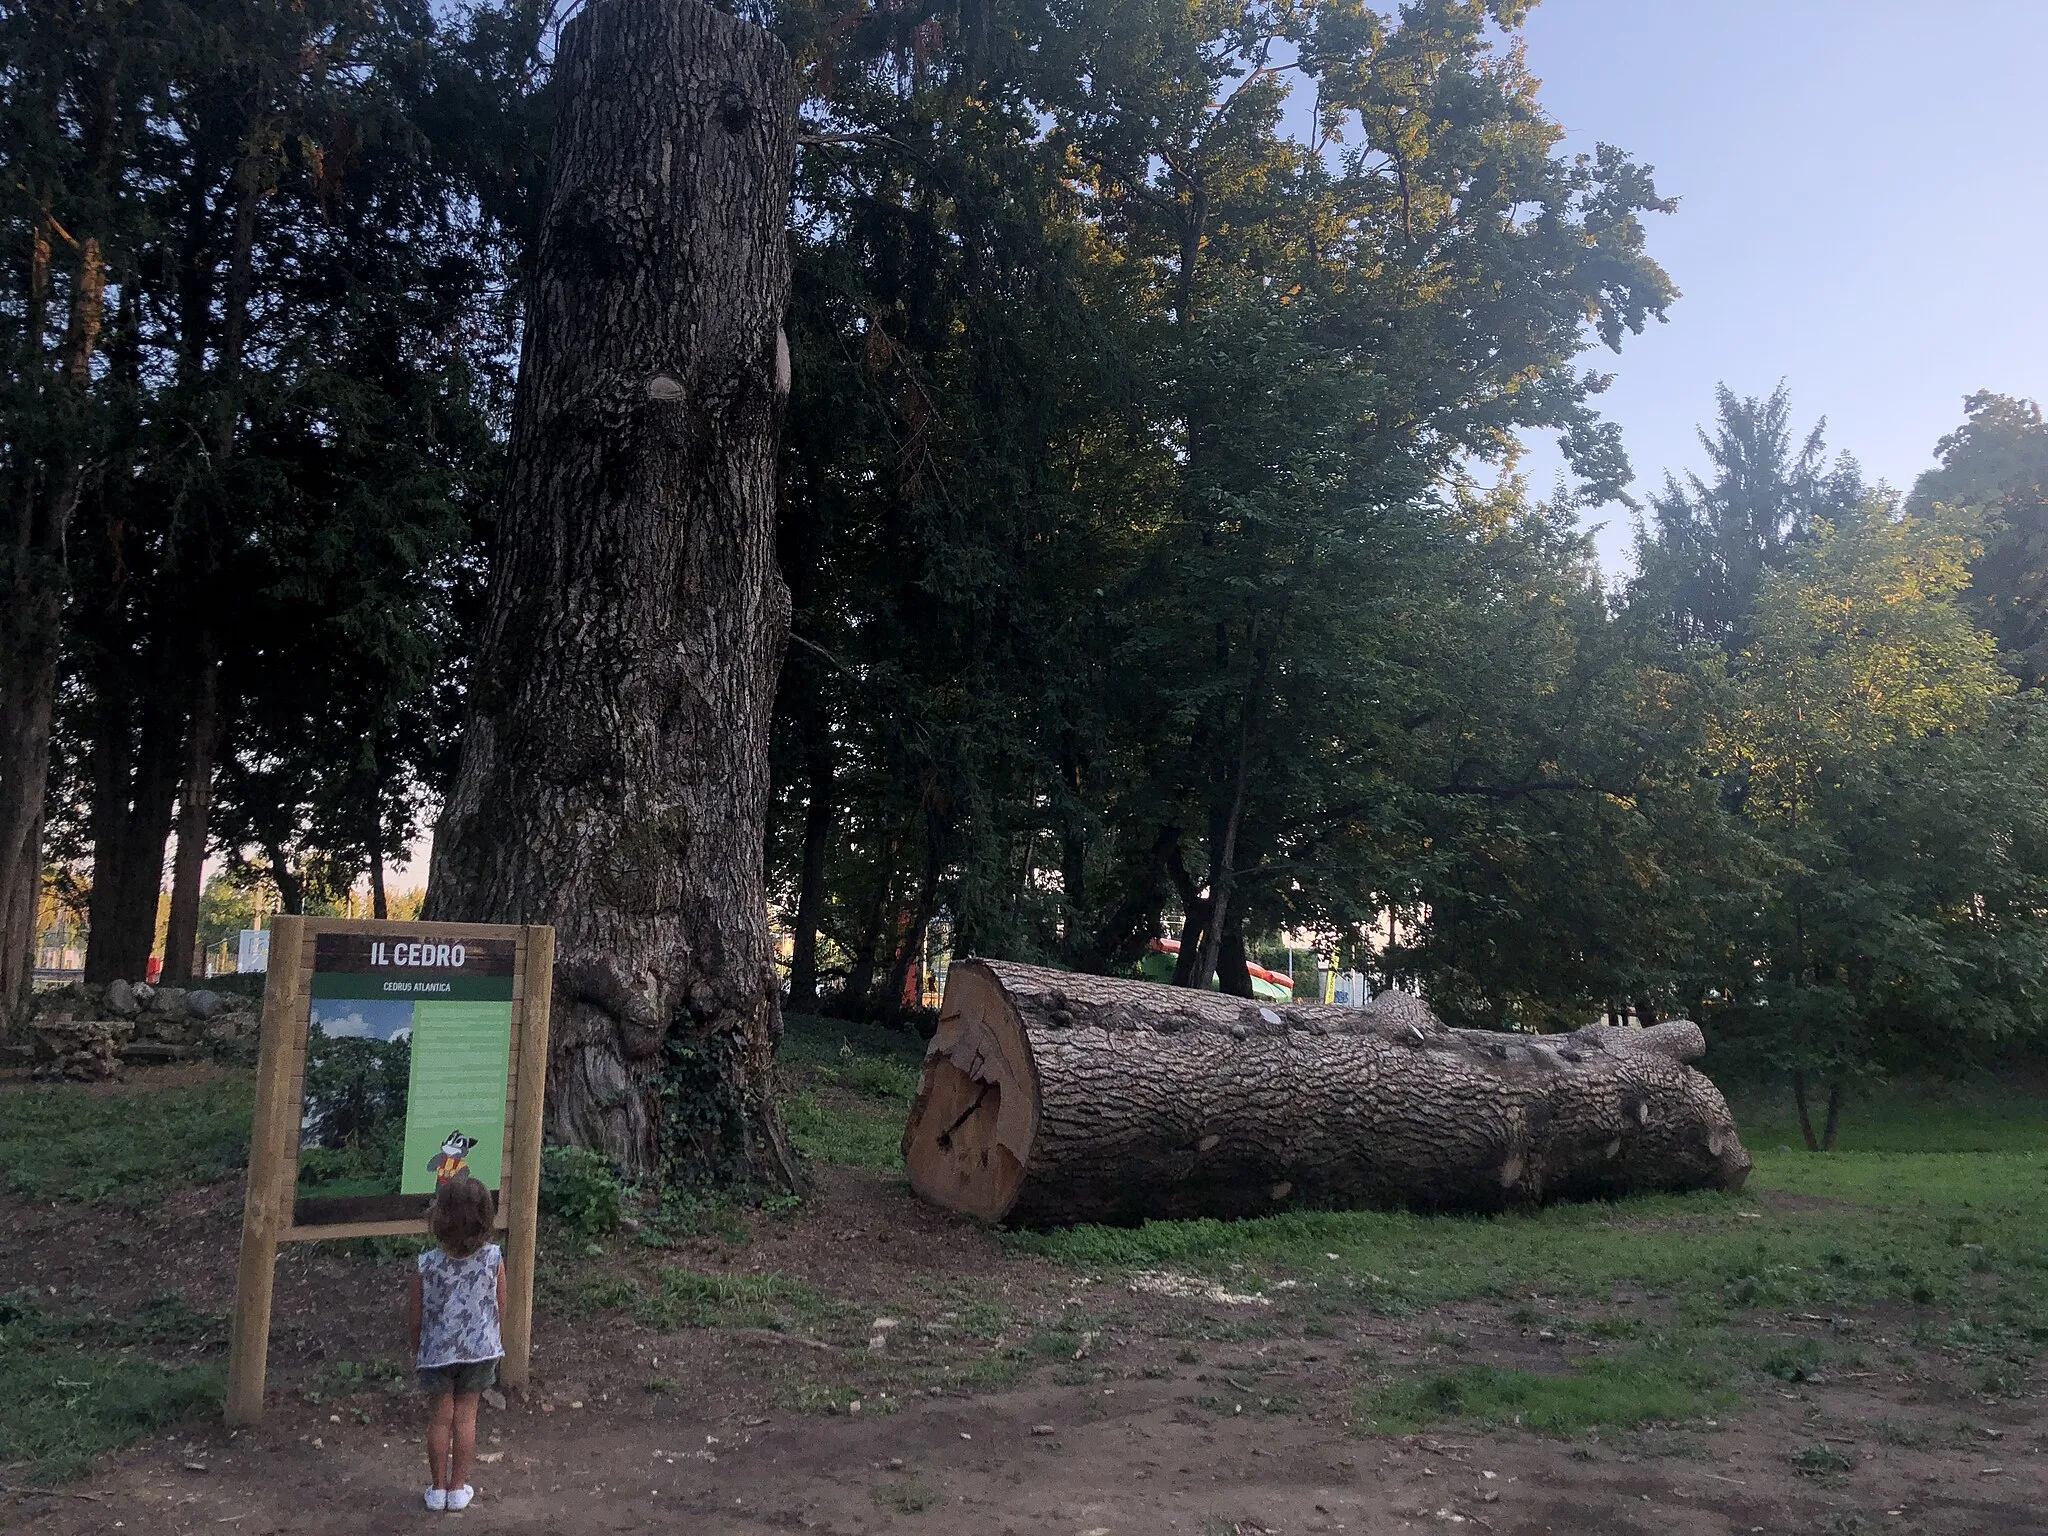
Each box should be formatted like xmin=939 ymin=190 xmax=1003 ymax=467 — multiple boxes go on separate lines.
xmin=900 ymin=961 xmax=1037 ymax=1222
xmin=903 ymin=959 xmax=1752 ymax=1227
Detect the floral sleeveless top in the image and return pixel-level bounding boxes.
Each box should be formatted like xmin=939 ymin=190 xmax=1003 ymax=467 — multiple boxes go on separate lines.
xmin=417 ymin=1243 xmax=504 ymax=1368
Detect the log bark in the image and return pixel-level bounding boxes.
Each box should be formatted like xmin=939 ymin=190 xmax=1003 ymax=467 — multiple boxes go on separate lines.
xmin=427 ymin=0 xmax=798 ymax=1188
xmin=903 ymin=960 xmax=1751 ymax=1228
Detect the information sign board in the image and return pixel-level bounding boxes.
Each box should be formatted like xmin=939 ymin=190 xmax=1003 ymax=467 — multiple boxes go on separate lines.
xmin=224 ymin=916 xmax=555 ymax=1425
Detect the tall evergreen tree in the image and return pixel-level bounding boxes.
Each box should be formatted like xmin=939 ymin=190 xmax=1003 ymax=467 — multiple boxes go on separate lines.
xmin=1908 ymin=391 xmax=2048 ymax=688
xmin=1631 ymin=383 xmax=1865 ymax=651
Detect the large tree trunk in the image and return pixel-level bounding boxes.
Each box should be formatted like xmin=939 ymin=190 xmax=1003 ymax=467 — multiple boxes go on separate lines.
xmin=427 ymin=0 xmax=798 ymax=1189
xmin=0 ymin=520 xmax=65 ymax=1012
xmin=782 ymin=655 xmax=834 ymax=1011
xmin=161 ymin=651 xmax=221 ymax=982
xmin=83 ymin=689 xmax=181 ymax=983
xmin=0 ymin=655 xmax=57 ymax=1017
xmin=2 ymin=217 xmax=106 ymax=1018
xmin=904 ymin=960 xmax=1751 ymax=1227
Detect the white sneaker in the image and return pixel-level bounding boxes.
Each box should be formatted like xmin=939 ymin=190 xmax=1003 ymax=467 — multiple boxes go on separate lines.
xmin=446 ymin=1485 xmax=474 ymax=1512
xmin=424 ymin=1488 xmax=447 ymax=1511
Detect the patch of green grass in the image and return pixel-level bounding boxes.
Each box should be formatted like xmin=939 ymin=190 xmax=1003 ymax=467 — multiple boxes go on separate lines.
xmin=1012 ymin=1145 xmax=2048 ymax=1330
xmin=874 ymin=1475 xmax=938 ymax=1512
xmin=781 ymin=1089 xmax=904 ymax=1171
xmin=104 ymin=1291 xmax=223 ymax=1350
xmin=1791 ymin=1442 xmax=1856 ymax=1476
xmin=1731 ymin=1075 xmax=2048 ymax=1155
xmin=952 ymin=1352 xmax=1029 ymax=1390
xmin=634 ymin=1267 xmax=837 ymax=1332
xmin=306 ymin=1356 xmax=406 ymax=1404
xmin=0 ymin=1077 xmax=251 ymax=1204
xmin=815 ymin=1055 xmax=922 ymax=1101
xmin=0 ymin=1291 xmax=224 ymax=1483
xmin=787 ymin=1382 xmax=889 ymax=1414
xmin=1756 ymin=1339 xmax=1826 ymax=1383
xmin=775 ymin=1015 xmax=920 ymax=1171
xmin=558 ymin=1273 xmax=642 ymax=1318
xmin=1356 ymin=1341 xmax=1734 ymax=1436
xmin=777 ymin=1014 xmax=928 ymax=1075
xmin=638 ymin=1188 xmax=751 ymax=1247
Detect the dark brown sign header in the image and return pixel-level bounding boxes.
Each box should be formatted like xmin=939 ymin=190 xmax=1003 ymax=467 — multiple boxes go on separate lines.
xmin=312 ymin=932 xmax=516 ymax=976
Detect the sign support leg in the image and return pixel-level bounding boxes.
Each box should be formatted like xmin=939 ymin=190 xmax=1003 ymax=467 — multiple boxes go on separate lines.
xmin=500 ymin=925 xmax=554 ymax=1389
xmin=226 ymin=916 xmax=306 ymax=1425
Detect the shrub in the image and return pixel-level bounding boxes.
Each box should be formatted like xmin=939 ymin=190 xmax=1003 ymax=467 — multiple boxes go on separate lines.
xmin=539 ymin=1146 xmax=623 ymax=1240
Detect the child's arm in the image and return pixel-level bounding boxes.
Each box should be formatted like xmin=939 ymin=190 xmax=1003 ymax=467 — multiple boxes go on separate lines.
xmin=495 ymin=1252 xmax=508 ymax=1319
xmin=406 ymin=1267 xmax=423 ymax=1356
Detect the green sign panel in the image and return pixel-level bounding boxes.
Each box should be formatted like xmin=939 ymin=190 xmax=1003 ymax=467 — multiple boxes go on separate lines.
xmin=294 ymin=932 xmax=517 ymax=1224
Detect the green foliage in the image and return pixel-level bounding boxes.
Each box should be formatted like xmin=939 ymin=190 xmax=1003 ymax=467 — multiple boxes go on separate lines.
xmin=14 ymin=0 xmax=524 ymax=955
xmin=1909 ymin=391 xmax=2048 ymax=687
xmin=539 ymin=1146 xmax=624 ymax=1241
xmin=0 ymin=1079 xmax=250 ymax=1204
xmin=1632 ymin=384 xmax=1866 ymax=650
xmin=771 ymin=0 xmax=1677 ymax=1009
xmin=1704 ymin=505 xmax=2048 ymax=1106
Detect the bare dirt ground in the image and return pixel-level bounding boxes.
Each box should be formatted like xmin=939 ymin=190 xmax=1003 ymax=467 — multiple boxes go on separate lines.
xmin=4 ymin=1073 xmax=2046 ymax=1535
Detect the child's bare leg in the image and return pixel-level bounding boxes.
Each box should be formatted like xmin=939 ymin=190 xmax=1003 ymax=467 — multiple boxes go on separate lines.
xmin=449 ymin=1392 xmax=482 ymax=1491
xmin=426 ymin=1392 xmax=455 ymax=1489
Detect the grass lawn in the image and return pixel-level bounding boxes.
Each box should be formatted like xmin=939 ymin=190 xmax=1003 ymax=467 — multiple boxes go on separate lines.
xmin=776 ymin=1012 xmax=924 ymax=1173
xmin=0 ymin=1290 xmax=227 ymax=1484
xmin=8 ymin=1027 xmax=2046 ymax=1478
xmin=0 ymin=1072 xmax=254 ymax=1205
xmin=1019 ymin=1073 xmax=2048 ymax=1434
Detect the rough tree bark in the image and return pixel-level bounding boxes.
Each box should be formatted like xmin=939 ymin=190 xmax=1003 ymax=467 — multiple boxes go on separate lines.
xmin=2 ymin=213 xmax=107 ymax=1017
xmin=83 ymin=687 xmax=181 ymax=983
xmin=162 ymin=652 xmax=221 ymax=982
xmin=785 ymin=721 xmax=832 ymax=1009
xmin=904 ymin=960 xmax=1752 ymax=1227
xmin=427 ymin=0 xmax=799 ymax=1188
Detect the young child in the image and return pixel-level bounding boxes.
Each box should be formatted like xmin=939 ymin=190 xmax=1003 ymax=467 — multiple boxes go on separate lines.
xmin=407 ymin=1174 xmax=505 ymax=1512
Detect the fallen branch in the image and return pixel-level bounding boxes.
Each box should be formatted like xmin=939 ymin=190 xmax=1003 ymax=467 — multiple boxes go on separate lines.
xmin=728 ymin=1328 xmax=843 ymax=1352
xmin=1 ymin=1484 xmax=107 ymax=1501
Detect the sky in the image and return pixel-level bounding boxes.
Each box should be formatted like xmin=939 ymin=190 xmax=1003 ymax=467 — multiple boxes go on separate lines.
xmin=310 ymin=997 xmax=414 ymax=1041
xmin=1508 ymin=0 xmax=2048 ymax=573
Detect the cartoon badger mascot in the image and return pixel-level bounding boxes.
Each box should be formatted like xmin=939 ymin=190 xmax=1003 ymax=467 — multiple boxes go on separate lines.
xmin=427 ymin=1130 xmax=479 ymax=1185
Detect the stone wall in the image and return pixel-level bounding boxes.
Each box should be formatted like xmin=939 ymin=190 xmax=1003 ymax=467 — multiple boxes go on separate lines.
xmin=21 ymin=979 xmax=261 ymax=1079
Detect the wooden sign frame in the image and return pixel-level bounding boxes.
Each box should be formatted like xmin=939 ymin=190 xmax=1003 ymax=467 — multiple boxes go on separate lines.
xmin=225 ymin=915 xmax=555 ymax=1425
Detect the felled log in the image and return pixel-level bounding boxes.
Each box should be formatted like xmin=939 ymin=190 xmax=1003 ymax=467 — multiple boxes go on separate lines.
xmin=901 ymin=960 xmax=1750 ymax=1227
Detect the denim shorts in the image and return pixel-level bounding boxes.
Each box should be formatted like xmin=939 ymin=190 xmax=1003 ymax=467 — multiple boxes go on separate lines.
xmin=418 ymin=1358 xmax=500 ymax=1396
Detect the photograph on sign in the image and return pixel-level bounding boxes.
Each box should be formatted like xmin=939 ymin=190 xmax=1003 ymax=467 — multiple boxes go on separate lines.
xmin=293 ymin=933 xmax=515 ymax=1225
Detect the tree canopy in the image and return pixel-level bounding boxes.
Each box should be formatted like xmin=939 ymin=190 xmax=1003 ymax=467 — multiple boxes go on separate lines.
xmin=6 ymin=0 xmax=2046 ymax=1160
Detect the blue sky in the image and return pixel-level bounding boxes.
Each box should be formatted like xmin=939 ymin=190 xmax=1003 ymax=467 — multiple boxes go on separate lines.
xmin=1508 ymin=0 xmax=2048 ymax=572
xmin=310 ymin=997 xmax=414 ymax=1041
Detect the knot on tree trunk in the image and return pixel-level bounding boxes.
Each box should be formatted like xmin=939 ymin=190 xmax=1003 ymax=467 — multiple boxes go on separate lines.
xmin=558 ymin=954 xmax=665 ymax=1059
